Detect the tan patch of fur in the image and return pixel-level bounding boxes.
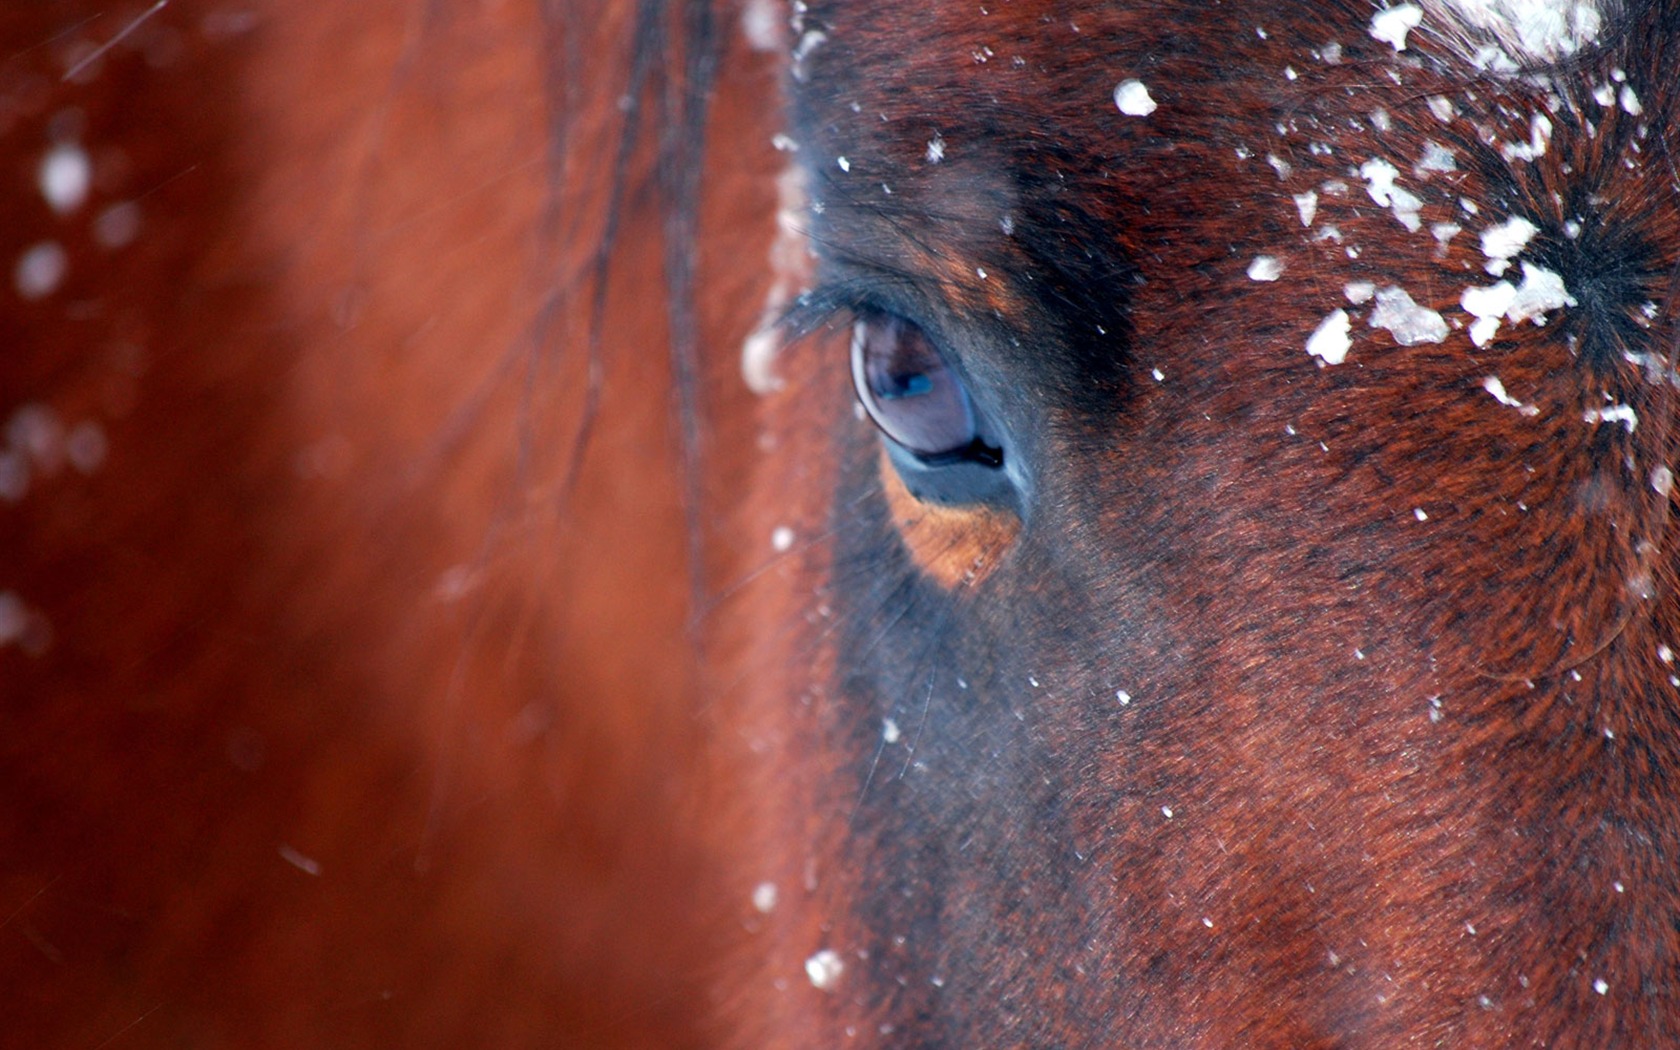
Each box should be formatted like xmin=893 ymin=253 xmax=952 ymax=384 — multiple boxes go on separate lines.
xmin=926 ymin=250 xmax=1027 ymax=320
xmin=878 ymin=447 xmax=1019 ymax=588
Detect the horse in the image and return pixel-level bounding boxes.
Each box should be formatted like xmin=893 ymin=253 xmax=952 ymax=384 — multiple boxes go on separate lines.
xmin=3 ymin=0 xmax=1678 ymax=1046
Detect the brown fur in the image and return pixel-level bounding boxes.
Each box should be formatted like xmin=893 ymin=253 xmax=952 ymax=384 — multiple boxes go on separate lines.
xmin=1 ymin=2 xmax=776 ymax=1046
xmin=878 ymin=447 xmax=1019 ymax=587
xmin=4 ymin=1 xmax=1680 ymax=1047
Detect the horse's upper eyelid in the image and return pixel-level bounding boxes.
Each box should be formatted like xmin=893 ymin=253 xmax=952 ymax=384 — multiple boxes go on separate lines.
xmin=780 ymin=282 xmax=913 ymax=341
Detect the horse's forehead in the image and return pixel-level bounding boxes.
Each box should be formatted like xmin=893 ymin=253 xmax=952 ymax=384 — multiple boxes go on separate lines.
xmin=801 ymin=1 xmax=1346 ymax=141
xmin=791 ymin=0 xmax=1659 ymax=363
xmin=793 ymin=1 xmax=1602 ymax=176
xmin=791 ymin=2 xmax=1446 ymax=285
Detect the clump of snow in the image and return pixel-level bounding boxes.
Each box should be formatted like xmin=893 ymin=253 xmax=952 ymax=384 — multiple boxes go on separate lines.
xmin=1415 ymin=141 xmax=1458 ymax=175
xmin=1506 ymin=262 xmax=1575 ymax=321
xmin=1248 ymin=256 xmax=1284 ymax=281
xmin=805 ymin=949 xmax=844 ymax=990
xmin=39 ymin=142 xmax=91 ymax=215
xmin=1114 ymin=79 xmax=1157 ymax=117
xmin=14 ymin=242 xmax=68 ymax=300
xmin=1469 ymin=44 xmax=1522 ymax=72
xmin=1584 ymin=404 xmax=1637 ymax=431
xmin=1360 ymin=158 xmax=1425 ymax=231
xmin=1307 ymin=309 xmax=1352 ymax=365
xmin=1500 ymin=113 xmax=1553 ymax=162
xmin=791 ymin=29 xmax=828 ymax=81
xmin=1294 ymin=190 xmax=1319 ymax=227
xmin=740 ymin=165 xmax=813 ymax=394
xmin=1481 ymin=375 xmax=1539 ymax=415
xmin=1371 ymin=4 xmax=1425 ymax=51
xmin=740 ymin=0 xmax=782 ymax=51
xmin=278 ymin=845 xmax=321 ymax=876
xmin=1463 ymin=281 xmax=1518 ymax=345
xmin=1479 ymin=215 xmax=1538 ymax=274
xmin=1370 ymin=286 xmax=1448 ymax=345
xmin=1462 ymin=262 xmax=1575 ymax=345
xmin=1430 ymin=0 xmax=1604 ymax=64
xmin=740 ymin=328 xmax=783 ymax=394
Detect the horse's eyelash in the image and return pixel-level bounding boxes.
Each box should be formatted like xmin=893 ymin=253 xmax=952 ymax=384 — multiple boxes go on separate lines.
xmin=777 ymin=282 xmax=875 ymax=341
xmin=778 ymin=266 xmax=947 ymax=347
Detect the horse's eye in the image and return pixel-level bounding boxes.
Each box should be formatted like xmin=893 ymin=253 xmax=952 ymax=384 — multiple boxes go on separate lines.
xmin=850 ymin=315 xmax=1000 ymax=467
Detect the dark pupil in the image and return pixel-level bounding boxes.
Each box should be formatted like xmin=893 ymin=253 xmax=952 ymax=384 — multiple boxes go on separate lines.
xmin=851 ymin=315 xmax=987 ymax=461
